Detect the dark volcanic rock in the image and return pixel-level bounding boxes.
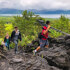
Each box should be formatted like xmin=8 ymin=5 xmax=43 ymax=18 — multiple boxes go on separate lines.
xmin=64 ymin=35 xmax=70 ymax=40
xmin=0 ymin=35 xmax=70 ymax=70
xmin=38 ymin=37 xmax=70 ymax=70
xmin=24 ymin=35 xmax=70 ymax=70
xmin=10 ymin=58 xmax=23 ymax=63
xmin=16 ymin=56 xmax=62 ymax=70
xmin=24 ymin=39 xmax=39 ymax=53
xmin=0 ymin=45 xmax=3 ymax=53
xmin=0 ymin=48 xmax=62 ymax=70
xmin=56 ymin=37 xmax=65 ymax=43
xmin=66 ymin=39 xmax=70 ymax=45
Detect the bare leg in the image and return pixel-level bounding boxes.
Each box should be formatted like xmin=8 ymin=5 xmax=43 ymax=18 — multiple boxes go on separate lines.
xmin=36 ymin=46 xmax=41 ymax=51
xmin=33 ymin=46 xmax=41 ymax=56
xmin=45 ymin=45 xmax=49 ymax=48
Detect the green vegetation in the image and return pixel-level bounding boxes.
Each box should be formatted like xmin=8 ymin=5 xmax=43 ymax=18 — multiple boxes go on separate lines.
xmin=0 ymin=11 xmax=70 ymax=47
xmin=13 ymin=10 xmax=42 ymax=46
xmin=49 ymin=15 xmax=70 ymax=37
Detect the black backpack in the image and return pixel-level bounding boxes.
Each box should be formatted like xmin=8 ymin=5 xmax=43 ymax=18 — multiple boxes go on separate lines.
xmin=38 ymin=26 xmax=51 ymax=39
xmin=38 ymin=32 xmax=46 ymax=39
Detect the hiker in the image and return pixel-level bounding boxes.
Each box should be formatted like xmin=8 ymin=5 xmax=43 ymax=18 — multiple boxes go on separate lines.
xmin=33 ymin=21 xmax=51 ymax=55
xmin=11 ymin=26 xmax=22 ymax=54
xmin=4 ymin=33 xmax=11 ymax=50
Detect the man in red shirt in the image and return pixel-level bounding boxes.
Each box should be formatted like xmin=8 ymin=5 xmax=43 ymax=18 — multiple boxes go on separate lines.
xmin=33 ymin=21 xmax=51 ymax=55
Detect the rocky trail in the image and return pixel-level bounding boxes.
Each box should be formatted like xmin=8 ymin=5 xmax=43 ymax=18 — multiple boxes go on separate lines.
xmin=0 ymin=35 xmax=70 ymax=70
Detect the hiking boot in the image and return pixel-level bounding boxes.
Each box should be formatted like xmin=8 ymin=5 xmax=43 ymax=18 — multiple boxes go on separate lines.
xmin=33 ymin=50 xmax=36 ymax=56
xmin=15 ymin=51 xmax=19 ymax=54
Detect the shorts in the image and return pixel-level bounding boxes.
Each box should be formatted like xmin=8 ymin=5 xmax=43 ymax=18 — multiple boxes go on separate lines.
xmin=39 ymin=39 xmax=49 ymax=48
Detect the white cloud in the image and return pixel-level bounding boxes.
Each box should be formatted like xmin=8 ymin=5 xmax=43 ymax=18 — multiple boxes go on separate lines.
xmin=0 ymin=0 xmax=70 ymax=10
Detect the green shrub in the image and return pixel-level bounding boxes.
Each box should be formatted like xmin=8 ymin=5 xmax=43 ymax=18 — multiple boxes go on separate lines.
xmin=0 ymin=38 xmax=3 ymax=45
xmin=0 ymin=12 xmax=70 ymax=47
xmin=10 ymin=42 xmax=15 ymax=49
xmin=49 ymin=15 xmax=70 ymax=37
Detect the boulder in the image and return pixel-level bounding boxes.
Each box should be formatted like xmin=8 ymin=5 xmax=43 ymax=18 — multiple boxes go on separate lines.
xmin=56 ymin=36 xmax=65 ymax=43
xmin=10 ymin=58 xmax=23 ymax=63
xmin=38 ymin=46 xmax=70 ymax=69
xmin=16 ymin=56 xmax=62 ymax=70
xmin=0 ymin=45 xmax=3 ymax=53
xmin=66 ymin=39 xmax=70 ymax=45
xmin=65 ymin=35 xmax=70 ymax=40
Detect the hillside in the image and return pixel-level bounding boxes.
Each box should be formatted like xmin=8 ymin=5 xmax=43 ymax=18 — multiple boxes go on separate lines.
xmin=0 ymin=8 xmax=23 ymax=14
xmin=0 ymin=8 xmax=70 ymax=14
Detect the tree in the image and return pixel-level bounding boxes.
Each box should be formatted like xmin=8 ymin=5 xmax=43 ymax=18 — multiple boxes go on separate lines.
xmin=13 ymin=10 xmax=42 ymax=37
xmin=0 ymin=21 xmax=5 ymax=38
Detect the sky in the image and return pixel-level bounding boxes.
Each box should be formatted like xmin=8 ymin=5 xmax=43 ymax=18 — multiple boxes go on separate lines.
xmin=0 ymin=0 xmax=70 ymax=10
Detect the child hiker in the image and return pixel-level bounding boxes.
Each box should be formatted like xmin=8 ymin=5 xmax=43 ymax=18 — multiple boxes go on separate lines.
xmin=4 ymin=33 xmax=11 ymax=50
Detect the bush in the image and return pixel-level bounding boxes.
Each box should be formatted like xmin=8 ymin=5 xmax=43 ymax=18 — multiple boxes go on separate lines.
xmin=49 ymin=15 xmax=70 ymax=37
xmin=0 ymin=38 xmax=3 ymax=45
xmin=10 ymin=42 xmax=15 ymax=49
xmin=0 ymin=12 xmax=70 ymax=47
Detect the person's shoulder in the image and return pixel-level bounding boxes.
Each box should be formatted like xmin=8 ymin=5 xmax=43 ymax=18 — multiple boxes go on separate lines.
xmin=4 ymin=36 xmax=6 ymax=39
xmin=12 ymin=30 xmax=15 ymax=33
xmin=43 ymin=26 xmax=47 ymax=29
xmin=9 ymin=36 xmax=11 ymax=38
xmin=18 ymin=30 xmax=20 ymax=32
xmin=43 ymin=26 xmax=47 ymax=27
xmin=18 ymin=30 xmax=21 ymax=33
xmin=48 ymin=25 xmax=51 ymax=28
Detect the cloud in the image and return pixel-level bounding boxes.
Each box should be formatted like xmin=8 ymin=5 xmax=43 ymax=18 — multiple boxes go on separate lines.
xmin=0 ymin=0 xmax=70 ymax=10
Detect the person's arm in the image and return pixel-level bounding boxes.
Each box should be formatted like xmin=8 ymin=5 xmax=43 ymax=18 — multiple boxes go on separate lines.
xmin=9 ymin=37 xmax=11 ymax=43
xmin=11 ymin=31 xmax=14 ymax=39
xmin=4 ymin=37 xmax=6 ymax=43
xmin=43 ymin=25 xmax=51 ymax=35
xmin=19 ymin=32 xmax=22 ymax=41
xmin=11 ymin=31 xmax=15 ymax=41
xmin=11 ymin=32 xmax=13 ymax=39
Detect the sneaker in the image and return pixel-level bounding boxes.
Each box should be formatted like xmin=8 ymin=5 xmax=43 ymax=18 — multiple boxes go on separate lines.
xmin=33 ymin=50 xmax=36 ymax=56
xmin=15 ymin=51 xmax=19 ymax=54
xmin=44 ymin=47 xmax=47 ymax=50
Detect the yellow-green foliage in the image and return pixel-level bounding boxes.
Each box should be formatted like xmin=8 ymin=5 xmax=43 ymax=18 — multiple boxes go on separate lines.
xmin=0 ymin=21 xmax=5 ymax=38
xmin=4 ymin=23 xmax=13 ymax=35
xmin=18 ymin=34 xmax=36 ymax=46
xmin=48 ymin=15 xmax=70 ymax=38
xmin=10 ymin=42 xmax=15 ymax=49
xmin=0 ymin=38 xmax=3 ymax=45
xmin=0 ymin=17 xmax=14 ymax=38
xmin=0 ymin=17 xmax=14 ymax=22
xmin=49 ymin=29 xmax=62 ymax=38
xmin=51 ymin=15 xmax=70 ymax=33
xmin=0 ymin=12 xmax=70 ymax=47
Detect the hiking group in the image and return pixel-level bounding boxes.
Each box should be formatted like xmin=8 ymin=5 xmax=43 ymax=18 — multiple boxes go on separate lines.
xmin=1 ymin=21 xmax=51 ymax=55
xmin=2 ymin=27 xmax=22 ymax=54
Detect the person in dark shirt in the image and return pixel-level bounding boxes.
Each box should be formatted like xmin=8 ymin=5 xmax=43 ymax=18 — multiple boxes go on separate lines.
xmin=11 ymin=27 xmax=22 ymax=54
xmin=4 ymin=33 xmax=11 ymax=50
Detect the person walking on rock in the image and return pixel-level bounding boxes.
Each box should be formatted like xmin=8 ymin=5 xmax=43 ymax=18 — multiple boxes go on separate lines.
xmin=11 ymin=27 xmax=22 ymax=54
xmin=33 ymin=21 xmax=51 ymax=55
xmin=4 ymin=33 xmax=11 ymax=50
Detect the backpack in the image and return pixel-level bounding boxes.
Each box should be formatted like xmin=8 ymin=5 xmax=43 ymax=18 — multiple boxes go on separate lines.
xmin=38 ymin=32 xmax=46 ymax=39
xmin=38 ymin=26 xmax=47 ymax=39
